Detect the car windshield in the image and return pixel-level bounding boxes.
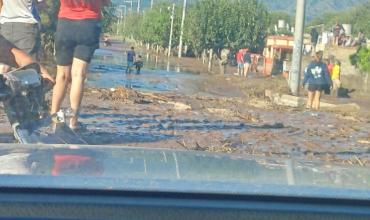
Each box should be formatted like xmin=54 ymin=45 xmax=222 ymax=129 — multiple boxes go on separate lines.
xmin=0 ymin=0 xmax=369 ymax=200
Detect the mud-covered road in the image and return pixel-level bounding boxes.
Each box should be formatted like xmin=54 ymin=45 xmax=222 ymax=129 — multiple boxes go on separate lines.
xmin=0 ymin=43 xmax=369 ymax=167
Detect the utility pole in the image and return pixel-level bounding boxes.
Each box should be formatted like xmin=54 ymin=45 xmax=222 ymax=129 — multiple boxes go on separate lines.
xmin=168 ymin=3 xmax=175 ymax=57
xmin=151 ymin=0 xmax=154 ymax=9
xmin=124 ymin=1 xmax=133 ymax=12
xmin=290 ymin=0 xmax=306 ymax=96
xmin=116 ymin=8 xmax=124 ymax=35
xmin=178 ymin=0 xmax=187 ymax=58
xmin=116 ymin=10 xmax=121 ymax=35
xmin=137 ymin=0 xmax=140 ymax=13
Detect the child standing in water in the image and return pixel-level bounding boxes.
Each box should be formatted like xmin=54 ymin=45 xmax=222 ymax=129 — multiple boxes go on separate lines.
xmin=134 ymin=55 xmax=143 ymax=74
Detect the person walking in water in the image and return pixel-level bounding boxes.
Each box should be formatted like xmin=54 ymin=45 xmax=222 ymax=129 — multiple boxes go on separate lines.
xmin=51 ymin=0 xmax=110 ymax=130
xmin=0 ymin=0 xmax=45 ymax=60
xmin=134 ymin=55 xmax=144 ymax=74
xmin=126 ymin=46 xmax=136 ymax=74
xmin=303 ymin=51 xmax=332 ymax=110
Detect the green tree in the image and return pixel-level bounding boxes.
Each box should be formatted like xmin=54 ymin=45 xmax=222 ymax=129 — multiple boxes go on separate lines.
xmin=102 ymin=3 xmax=118 ymax=33
xmin=351 ymin=47 xmax=370 ymax=73
xmin=39 ymin=0 xmax=59 ymax=56
xmin=185 ymin=0 xmax=270 ymax=55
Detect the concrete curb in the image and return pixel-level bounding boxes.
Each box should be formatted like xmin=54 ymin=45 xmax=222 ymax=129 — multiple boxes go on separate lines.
xmin=265 ymin=90 xmax=361 ymax=111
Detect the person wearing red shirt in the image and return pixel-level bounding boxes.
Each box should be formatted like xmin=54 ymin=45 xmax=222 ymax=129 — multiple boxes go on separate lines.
xmin=51 ymin=0 xmax=110 ymax=130
xmin=236 ymin=50 xmax=244 ymax=76
xmin=327 ymin=58 xmax=334 ymax=77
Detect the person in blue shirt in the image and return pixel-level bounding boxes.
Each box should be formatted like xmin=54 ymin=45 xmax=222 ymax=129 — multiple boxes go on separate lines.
xmin=126 ymin=47 xmax=136 ymax=74
xmin=302 ymin=51 xmax=332 ymax=110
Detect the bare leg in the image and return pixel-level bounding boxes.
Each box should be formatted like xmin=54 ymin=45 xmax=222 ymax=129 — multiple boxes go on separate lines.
xmin=313 ymin=91 xmax=322 ymax=110
xmin=70 ymin=58 xmax=88 ymax=128
xmin=0 ymin=64 xmax=10 ymax=74
xmin=306 ymin=91 xmax=314 ymax=109
xmin=244 ymin=63 xmax=250 ymax=78
xmin=51 ymin=65 xmax=71 ymax=114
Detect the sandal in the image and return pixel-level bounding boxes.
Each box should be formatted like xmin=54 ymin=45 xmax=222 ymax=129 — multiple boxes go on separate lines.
xmin=51 ymin=110 xmax=66 ymax=123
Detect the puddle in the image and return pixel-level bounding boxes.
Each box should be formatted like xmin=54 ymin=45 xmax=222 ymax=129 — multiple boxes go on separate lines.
xmin=87 ymin=49 xmax=206 ymax=95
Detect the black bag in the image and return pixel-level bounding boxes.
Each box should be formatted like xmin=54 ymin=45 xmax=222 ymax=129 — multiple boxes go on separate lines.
xmin=337 ymin=87 xmax=350 ymax=98
xmin=323 ymin=84 xmax=331 ymax=95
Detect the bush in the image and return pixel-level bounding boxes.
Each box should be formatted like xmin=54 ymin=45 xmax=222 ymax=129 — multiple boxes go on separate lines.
xmin=350 ymin=47 xmax=370 ymax=73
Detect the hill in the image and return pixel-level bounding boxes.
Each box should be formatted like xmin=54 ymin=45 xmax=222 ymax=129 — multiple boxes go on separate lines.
xmin=260 ymin=0 xmax=369 ymax=20
xmin=112 ymin=0 xmax=369 ymax=20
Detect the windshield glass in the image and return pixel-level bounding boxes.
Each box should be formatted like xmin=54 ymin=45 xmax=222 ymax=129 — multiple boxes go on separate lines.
xmin=0 ymin=0 xmax=369 ymax=199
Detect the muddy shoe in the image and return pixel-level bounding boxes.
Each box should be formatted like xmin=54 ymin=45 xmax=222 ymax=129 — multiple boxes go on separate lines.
xmin=51 ymin=110 xmax=66 ymax=124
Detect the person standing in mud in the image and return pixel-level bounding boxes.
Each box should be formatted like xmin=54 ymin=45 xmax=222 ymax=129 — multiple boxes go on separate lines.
xmin=331 ymin=60 xmax=342 ymax=96
xmin=302 ymin=51 xmax=332 ymax=110
xmin=126 ymin=46 xmax=136 ymax=74
xmin=236 ymin=49 xmax=244 ymax=76
xmin=51 ymin=0 xmax=110 ymax=130
xmin=243 ymin=48 xmax=252 ymax=78
xmin=310 ymin=28 xmax=319 ymax=57
xmin=220 ymin=48 xmax=230 ymax=75
xmin=0 ymin=0 xmax=45 ymax=60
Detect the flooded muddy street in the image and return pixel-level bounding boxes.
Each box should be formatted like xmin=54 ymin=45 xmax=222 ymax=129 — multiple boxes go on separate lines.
xmin=0 ymin=46 xmax=369 ymax=166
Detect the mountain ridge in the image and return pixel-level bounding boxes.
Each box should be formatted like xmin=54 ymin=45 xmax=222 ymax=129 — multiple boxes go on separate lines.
xmin=259 ymin=0 xmax=368 ymax=20
xmin=112 ymin=0 xmax=368 ymax=20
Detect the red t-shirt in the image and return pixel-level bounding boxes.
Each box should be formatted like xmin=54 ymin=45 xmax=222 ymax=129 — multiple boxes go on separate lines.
xmin=58 ymin=0 xmax=109 ymax=20
xmin=236 ymin=51 xmax=243 ymax=62
xmin=327 ymin=63 xmax=334 ymax=76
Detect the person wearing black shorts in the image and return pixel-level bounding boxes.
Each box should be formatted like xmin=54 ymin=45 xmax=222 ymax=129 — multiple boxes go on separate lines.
xmin=51 ymin=0 xmax=110 ymax=130
xmin=303 ymin=51 xmax=332 ymax=110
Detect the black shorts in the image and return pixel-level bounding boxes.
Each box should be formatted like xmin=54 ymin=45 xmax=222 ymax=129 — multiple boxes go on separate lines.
xmin=308 ymin=84 xmax=324 ymax=92
xmin=55 ymin=19 xmax=101 ymax=66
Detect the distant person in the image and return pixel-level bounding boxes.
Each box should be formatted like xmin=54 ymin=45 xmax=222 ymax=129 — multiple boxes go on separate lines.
xmin=250 ymin=54 xmax=259 ymax=74
xmin=344 ymin=36 xmax=353 ymax=47
xmin=51 ymin=0 xmax=110 ymax=130
xmin=126 ymin=46 xmax=136 ymax=74
xmin=220 ymin=48 xmax=230 ymax=75
xmin=303 ymin=51 xmax=332 ymax=110
xmin=134 ymin=55 xmax=143 ymax=74
xmin=103 ymin=35 xmax=111 ymax=47
xmin=243 ymin=49 xmax=252 ymax=78
xmin=331 ymin=60 xmax=342 ymax=96
xmin=332 ymin=21 xmax=344 ymax=46
xmin=326 ymin=57 xmax=334 ymax=77
xmin=352 ymin=30 xmax=366 ymax=47
xmin=236 ymin=49 xmax=244 ymax=76
xmin=310 ymin=28 xmax=319 ymax=56
xmin=0 ymin=0 xmax=45 ymax=60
